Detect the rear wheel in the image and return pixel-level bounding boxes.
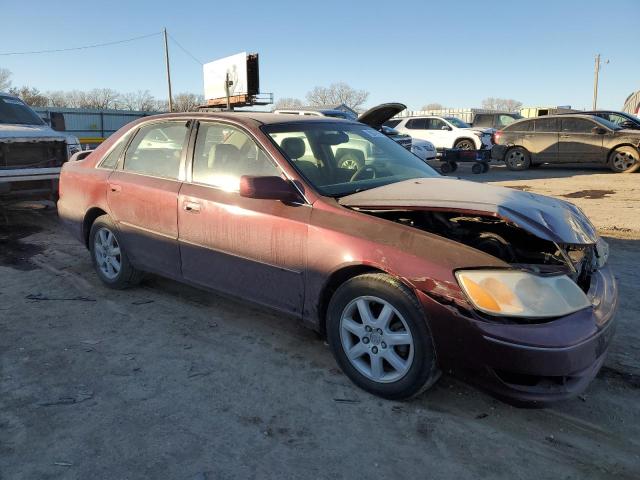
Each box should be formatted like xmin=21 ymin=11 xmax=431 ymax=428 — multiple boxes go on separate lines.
xmin=454 ymin=138 xmax=475 ymax=150
xmin=609 ymin=146 xmax=640 ymax=173
xmin=505 ymin=147 xmax=531 ymax=170
xmin=327 ymin=273 xmax=440 ymax=400
xmin=89 ymin=215 xmax=143 ymax=289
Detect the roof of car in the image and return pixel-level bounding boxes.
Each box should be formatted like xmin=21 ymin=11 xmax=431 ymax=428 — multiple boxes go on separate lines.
xmin=137 ymin=111 xmax=356 ymax=126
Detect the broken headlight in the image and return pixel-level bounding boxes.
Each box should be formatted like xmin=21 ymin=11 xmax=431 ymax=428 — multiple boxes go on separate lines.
xmin=455 ymin=269 xmax=591 ymax=318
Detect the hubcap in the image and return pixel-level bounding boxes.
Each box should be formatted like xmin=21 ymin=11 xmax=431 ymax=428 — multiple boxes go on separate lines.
xmin=456 ymin=140 xmax=474 ymax=150
xmin=339 ymin=296 xmax=414 ymax=383
xmin=508 ymin=150 xmax=525 ymax=168
xmin=613 ymin=151 xmax=637 ymax=171
xmin=93 ymin=227 xmax=122 ymax=280
xmin=341 ymin=158 xmax=359 ymax=170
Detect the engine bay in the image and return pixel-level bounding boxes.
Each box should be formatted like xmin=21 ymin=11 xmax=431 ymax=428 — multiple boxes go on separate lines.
xmin=360 ymin=208 xmax=597 ymax=292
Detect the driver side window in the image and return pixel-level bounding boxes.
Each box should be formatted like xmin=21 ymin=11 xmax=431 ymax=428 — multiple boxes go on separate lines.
xmin=192 ymin=122 xmax=280 ymax=191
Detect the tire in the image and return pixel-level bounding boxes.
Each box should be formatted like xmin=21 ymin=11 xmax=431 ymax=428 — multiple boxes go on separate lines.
xmin=472 ymin=163 xmax=484 ymax=174
xmin=440 ymin=162 xmax=453 ymax=174
xmin=326 ymin=273 xmax=440 ymax=400
xmin=609 ymin=146 xmax=640 ymax=173
xmin=505 ymin=147 xmax=531 ymax=171
xmin=454 ymin=138 xmax=475 ymax=150
xmin=89 ymin=215 xmax=143 ymax=289
xmin=449 ymin=161 xmax=458 ymax=172
xmin=481 ymin=162 xmax=490 ymax=173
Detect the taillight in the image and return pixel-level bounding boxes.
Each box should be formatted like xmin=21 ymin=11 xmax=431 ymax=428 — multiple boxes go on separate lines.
xmin=492 ymin=130 xmax=502 ymax=144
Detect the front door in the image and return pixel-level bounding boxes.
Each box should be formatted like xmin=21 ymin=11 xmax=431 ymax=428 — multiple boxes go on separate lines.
xmin=558 ymin=118 xmax=605 ymax=163
xmin=107 ymin=120 xmax=190 ymax=278
xmin=178 ymin=121 xmax=309 ymax=316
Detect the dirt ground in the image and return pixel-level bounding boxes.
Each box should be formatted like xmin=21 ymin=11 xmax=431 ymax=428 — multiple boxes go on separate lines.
xmin=1 ymin=164 xmax=639 ymax=480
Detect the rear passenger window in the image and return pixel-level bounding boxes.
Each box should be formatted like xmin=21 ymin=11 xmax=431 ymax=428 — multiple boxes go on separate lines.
xmin=192 ymin=122 xmax=280 ymax=191
xmin=504 ymin=120 xmax=532 ymax=132
xmin=123 ymin=122 xmax=188 ymax=179
xmin=534 ymin=118 xmax=558 ymax=132
xmin=99 ymin=134 xmax=129 ymax=169
xmin=406 ymin=118 xmax=427 ymax=129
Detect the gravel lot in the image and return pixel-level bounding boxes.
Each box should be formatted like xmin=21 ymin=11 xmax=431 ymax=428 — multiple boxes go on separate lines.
xmin=1 ymin=164 xmax=639 ymax=479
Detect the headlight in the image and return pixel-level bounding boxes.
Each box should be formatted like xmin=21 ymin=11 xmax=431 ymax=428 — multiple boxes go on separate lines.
xmin=455 ymin=270 xmax=591 ymax=318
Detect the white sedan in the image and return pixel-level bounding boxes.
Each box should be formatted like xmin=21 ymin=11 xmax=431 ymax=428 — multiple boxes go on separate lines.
xmin=411 ymin=138 xmax=437 ymax=160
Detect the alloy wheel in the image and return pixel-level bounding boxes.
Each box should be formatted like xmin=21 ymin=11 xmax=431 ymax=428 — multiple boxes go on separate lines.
xmin=455 ymin=140 xmax=475 ymax=150
xmin=612 ymin=150 xmax=638 ymax=171
xmin=93 ymin=227 xmax=122 ymax=280
xmin=339 ymin=296 xmax=414 ymax=383
xmin=507 ymin=150 xmax=526 ymax=169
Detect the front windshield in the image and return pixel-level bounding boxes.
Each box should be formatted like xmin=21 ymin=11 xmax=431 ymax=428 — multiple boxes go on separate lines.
xmin=262 ymin=122 xmax=439 ymax=197
xmin=444 ymin=117 xmax=470 ymax=128
xmin=0 ymin=96 xmax=45 ymax=126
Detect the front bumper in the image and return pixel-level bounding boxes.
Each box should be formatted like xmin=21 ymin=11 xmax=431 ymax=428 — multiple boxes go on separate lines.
xmin=417 ymin=265 xmax=618 ymax=405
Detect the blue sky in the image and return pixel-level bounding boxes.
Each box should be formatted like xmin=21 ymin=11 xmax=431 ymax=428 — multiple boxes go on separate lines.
xmin=1 ymin=0 xmax=638 ymax=110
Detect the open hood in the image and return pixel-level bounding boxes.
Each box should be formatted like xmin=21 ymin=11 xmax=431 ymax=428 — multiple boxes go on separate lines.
xmin=358 ymin=103 xmax=406 ymax=130
xmin=339 ymin=177 xmax=598 ymax=245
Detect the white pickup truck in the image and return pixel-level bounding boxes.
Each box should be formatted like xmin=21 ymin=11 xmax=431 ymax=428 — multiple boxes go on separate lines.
xmin=0 ymin=93 xmax=81 ymax=200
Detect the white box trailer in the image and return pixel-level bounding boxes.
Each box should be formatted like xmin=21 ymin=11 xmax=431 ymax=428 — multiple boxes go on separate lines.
xmin=396 ymin=108 xmax=501 ymax=124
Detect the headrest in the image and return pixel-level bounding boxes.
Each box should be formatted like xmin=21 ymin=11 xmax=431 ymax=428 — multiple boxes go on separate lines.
xmin=214 ymin=144 xmax=240 ymax=163
xmin=281 ymin=137 xmax=305 ymax=159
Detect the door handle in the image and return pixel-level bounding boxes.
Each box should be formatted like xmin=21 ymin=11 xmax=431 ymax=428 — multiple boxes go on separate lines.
xmin=109 ymin=184 xmax=122 ymax=193
xmin=183 ymin=201 xmax=201 ymax=213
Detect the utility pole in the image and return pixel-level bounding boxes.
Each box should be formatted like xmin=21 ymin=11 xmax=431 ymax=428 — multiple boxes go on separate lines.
xmin=163 ymin=28 xmax=173 ymax=112
xmin=593 ymin=54 xmax=600 ymax=110
xmin=592 ymin=54 xmax=609 ymax=110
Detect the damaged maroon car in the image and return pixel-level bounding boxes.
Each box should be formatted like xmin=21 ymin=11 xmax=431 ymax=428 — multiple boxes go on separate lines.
xmin=57 ymin=112 xmax=618 ymax=405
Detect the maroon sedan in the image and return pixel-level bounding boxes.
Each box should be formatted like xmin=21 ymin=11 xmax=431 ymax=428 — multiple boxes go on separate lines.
xmin=58 ymin=112 xmax=618 ymax=404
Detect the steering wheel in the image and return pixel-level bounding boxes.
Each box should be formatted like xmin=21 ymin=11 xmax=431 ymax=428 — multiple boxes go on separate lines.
xmin=350 ymin=165 xmax=377 ymax=182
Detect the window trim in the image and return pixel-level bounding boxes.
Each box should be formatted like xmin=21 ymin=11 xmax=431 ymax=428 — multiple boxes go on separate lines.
xmin=119 ymin=119 xmax=192 ymax=181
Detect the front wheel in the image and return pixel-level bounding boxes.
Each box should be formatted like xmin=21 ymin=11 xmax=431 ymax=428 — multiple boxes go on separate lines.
xmin=327 ymin=273 xmax=440 ymax=400
xmin=89 ymin=215 xmax=143 ymax=289
xmin=609 ymin=146 xmax=640 ymax=173
xmin=505 ymin=147 xmax=531 ymax=170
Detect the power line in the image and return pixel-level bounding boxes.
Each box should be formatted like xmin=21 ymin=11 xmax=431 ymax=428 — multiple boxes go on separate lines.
xmin=168 ymin=33 xmax=203 ymax=65
xmin=0 ymin=32 xmax=161 ymax=56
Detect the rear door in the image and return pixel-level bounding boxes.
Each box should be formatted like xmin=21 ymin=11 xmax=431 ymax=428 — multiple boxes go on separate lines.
xmin=558 ymin=117 xmax=604 ymax=162
xmin=403 ymin=118 xmax=430 ymax=142
xmin=524 ymin=118 xmax=559 ymax=163
xmin=178 ymin=121 xmax=309 ymax=315
xmin=107 ymin=120 xmax=190 ymax=278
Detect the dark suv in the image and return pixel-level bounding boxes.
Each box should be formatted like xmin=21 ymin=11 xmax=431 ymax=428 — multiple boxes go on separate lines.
xmin=492 ymin=114 xmax=640 ymax=172
xmin=472 ymin=112 xmax=523 ymax=130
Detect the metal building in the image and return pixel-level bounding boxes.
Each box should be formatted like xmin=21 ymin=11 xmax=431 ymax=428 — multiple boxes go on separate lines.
xmin=623 ymin=91 xmax=640 ymax=116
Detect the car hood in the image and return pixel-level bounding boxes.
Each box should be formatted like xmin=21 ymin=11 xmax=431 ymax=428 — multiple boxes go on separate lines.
xmin=358 ymin=103 xmax=406 ymax=130
xmin=339 ymin=177 xmax=598 ymax=245
xmin=0 ymin=123 xmax=69 ymax=142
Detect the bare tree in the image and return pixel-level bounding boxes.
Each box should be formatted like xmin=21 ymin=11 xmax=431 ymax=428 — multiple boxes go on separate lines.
xmin=421 ymin=103 xmax=445 ymax=110
xmin=305 ymin=82 xmax=369 ymax=110
xmin=119 ymin=90 xmax=157 ymax=111
xmin=0 ymin=68 xmax=11 ymax=91
xmin=172 ymin=92 xmax=204 ymax=112
xmin=7 ymin=86 xmax=49 ymax=107
xmin=273 ymin=97 xmax=303 ymax=110
xmin=481 ymin=97 xmax=522 ymax=112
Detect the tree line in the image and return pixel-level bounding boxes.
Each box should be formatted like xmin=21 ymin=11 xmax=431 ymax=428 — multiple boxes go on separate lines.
xmin=1 ymin=68 xmax=202 ymax=112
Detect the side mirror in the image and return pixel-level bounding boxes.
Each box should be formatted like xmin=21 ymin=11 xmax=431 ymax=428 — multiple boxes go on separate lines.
xmin=239 ymin=175 xmax=300 ymax=202
xmin=441 ymin=125 xmax=452 ymax=131
xmin=591 ymin=126 xmax=607 ymax=135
